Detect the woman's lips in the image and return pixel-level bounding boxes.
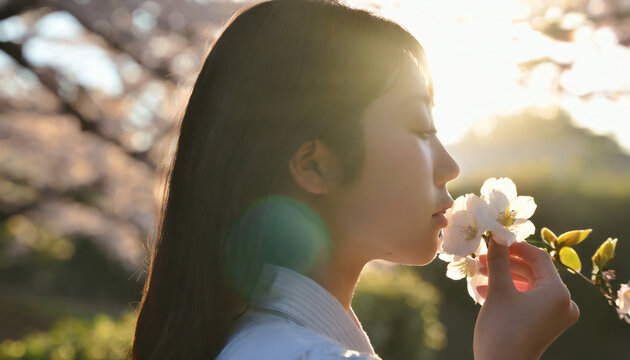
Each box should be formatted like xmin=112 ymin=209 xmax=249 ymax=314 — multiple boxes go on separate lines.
xmin=432 ymin=212 xmax=448 ymax=227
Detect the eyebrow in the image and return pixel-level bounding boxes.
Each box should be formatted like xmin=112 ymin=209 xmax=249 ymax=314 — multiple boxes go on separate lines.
xmin=399 ymin=92 xmax=434 ymax=108
xmin=400 ymin=92 xmax=437 ymax=129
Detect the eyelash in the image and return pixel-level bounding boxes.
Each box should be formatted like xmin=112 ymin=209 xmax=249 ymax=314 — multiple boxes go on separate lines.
xmin=415 ymin=129 xmax=438 ymax=140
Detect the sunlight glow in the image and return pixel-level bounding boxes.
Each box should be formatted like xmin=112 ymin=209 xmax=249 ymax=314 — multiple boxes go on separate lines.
xmin=9 ymin=0 xmax=629 ymax=152
xmin=346 ymin=0 xmax=630 ymax=152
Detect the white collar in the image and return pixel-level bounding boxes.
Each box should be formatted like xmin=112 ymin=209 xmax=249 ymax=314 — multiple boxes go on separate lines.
xmin=248 ymin=263 xmax=376 ymax=355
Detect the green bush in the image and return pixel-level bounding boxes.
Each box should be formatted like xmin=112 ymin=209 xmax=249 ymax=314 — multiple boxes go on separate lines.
xmin=0 ymin=311 xmax=136 ymax=360
xmin=354 ymin=265 xmax=445 ymax=360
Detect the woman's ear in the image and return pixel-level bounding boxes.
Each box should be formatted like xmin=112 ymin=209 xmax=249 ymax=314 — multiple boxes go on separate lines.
xmin=288 ymin=139 xmax=342 ymax=195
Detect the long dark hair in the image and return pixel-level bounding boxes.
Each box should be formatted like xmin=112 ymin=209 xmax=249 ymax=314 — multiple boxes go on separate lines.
xmin=131 ymin=0 xmax=433 ymax=358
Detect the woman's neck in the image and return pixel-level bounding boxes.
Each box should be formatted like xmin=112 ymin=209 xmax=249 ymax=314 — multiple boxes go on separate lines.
xmin=306 ymin=251 xmax=367 ymax=328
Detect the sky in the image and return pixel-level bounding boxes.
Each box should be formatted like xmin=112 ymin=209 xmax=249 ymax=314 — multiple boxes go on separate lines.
xmin=350 ymin=0 xmax=630 ymax=153
xmin=1 ymin=0 xmax=629 ymax=154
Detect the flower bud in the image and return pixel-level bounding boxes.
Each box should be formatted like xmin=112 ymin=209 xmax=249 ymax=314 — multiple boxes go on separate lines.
xmin=591 ymin=238 xmax=617 ymax=273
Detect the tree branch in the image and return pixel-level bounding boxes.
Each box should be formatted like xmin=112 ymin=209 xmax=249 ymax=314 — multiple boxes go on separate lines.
xmin=0 ymin=40 xmax=156 ymax=168
xmin=41 ymin=0 xmax=176 ymax=83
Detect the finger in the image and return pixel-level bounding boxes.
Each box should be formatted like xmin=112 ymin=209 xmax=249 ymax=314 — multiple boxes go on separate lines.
xmin=478 ymin=251 xmax=537 ymax=267
xmin=478 ymin=265 xmax=533 ymax=291
xmin=568 ymin=300 xmax=580 ymax=325
xmin=486 ymin=236 xmax=518 ymax=295
xmin=479 ymin=280 xmax=532 ymax=295
xmin=477 ymin=254 xmax=486 ymax=266
xmin=514 ymin=280 xmax=531 ymax=292
xmin=479 ymin=245 xmax=541 ymax=284
xmin=507 ymin=241 xmax=561 ymax=285
xmin=478 ymin=267 xmax=532 ymax=285
xmin=477 ymin=285 xmax=488 ymax=299
xmin=478 ymin=256 xmax=536 ymax=285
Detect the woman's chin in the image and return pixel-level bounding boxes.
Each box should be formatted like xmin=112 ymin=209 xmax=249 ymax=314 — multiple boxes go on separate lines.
xmin=416 ymin=235 xmax=440 ymax=265
xmin=386 ymin=240 xmax=438 ymax=266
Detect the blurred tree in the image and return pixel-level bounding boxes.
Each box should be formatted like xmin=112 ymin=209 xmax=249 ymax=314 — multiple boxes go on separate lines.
xmin=515 ymin=0 xmax=630 ymax=100
xmin=0 ymin=0 xmax=243 ymax=342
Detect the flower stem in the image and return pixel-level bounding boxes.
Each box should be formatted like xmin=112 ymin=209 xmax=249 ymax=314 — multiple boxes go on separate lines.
xmin=556 ymin=260 xmax=594 ymax=285
xmin=481 ymin=232 xmax=491 ymax=247
xmin=551 ymin=256 xmax=620 ymax=310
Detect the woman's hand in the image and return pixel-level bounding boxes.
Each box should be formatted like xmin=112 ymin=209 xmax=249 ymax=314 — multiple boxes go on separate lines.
xmin=472 ymin=237 xmax=580 ymax=360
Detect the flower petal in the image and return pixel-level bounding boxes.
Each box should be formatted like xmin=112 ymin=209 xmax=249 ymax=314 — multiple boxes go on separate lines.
xmin=440 ymin=213 xmax=483 ymax=256
xmin=453 ymin=194 xmax=471 ymax=210
xmin=513 ymin=220 xmax=536 ymax=242
xmin=465 ymin=193 xmax=485 ymax=210
xmin=438 ymin=252 xmax=456 ymax=262
xmin=446 ymin=259 xmax=468 ymax=280
xmin=510 ymin=196 xmax=537 ymax=219
xmin=440 ymin=225 xmax=483 ymax=258
xmin=481 ymin=177 xmax=517 ymax=201
xmin=488 ymin=223 xmax=517 ymax=246
xmin=447 ymin=268 xmax=466 ymax=280
xmin=473 ymin=238 xmax=488 ymax=256
xmin=451 ymin=210 xmax=476 ymax=224
xmin=617 ymin=282 xmax=630 ymax=314
xmin=512 ymin=218 xmax=528 ymax=226
xmin=471 ymin=199 xmax=495 ymax=230
xmin=485 ymin=190 xmax=510 ymax=215
xmin=467 ymin=272 xmax=488 ymax=305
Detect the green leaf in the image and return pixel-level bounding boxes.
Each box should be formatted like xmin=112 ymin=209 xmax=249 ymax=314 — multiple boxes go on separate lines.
xmin=526 ymin=237 xmax=552 ymax=251
xmin=556 ymin=229 xmax=592 ymax=248
xmin=540 ymin=227 xmax=558 ymax=248
xmin=591 ymin=238 xmax=617 ymax=273
xmin=559 ymin=247 xmax=582 ymax=273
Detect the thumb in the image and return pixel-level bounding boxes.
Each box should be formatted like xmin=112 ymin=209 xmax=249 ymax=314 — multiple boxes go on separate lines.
xmin=486 ymin=234 xmax=517 ymax=296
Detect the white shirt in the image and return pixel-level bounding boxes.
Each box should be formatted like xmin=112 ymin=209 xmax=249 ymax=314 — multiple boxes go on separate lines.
xmin=217 ymin=263 xmax=383 ymax=360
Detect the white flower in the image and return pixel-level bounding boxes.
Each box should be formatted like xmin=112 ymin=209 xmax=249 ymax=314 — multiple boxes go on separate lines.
xmin=442 ymin=241 xmax=488 ymax=304
xmin=467 ymin=271 xmax=488 ymax=305
xmin=478 ymin=177 xmax=537 ymax=247
xmin=446 ymin=256 xmax=478 ymax=280
xmin=615 ymin=282 xmax=630 ymax=324
xmin=468 ymin=241 xmax=489 ymax=305
xmin=443 ymin=256 xmax=487 ymax=305
xmin=436 ymin=177 xmax=536 ymax=306
xmin=438 ymin=193 xmax=490 ymax=258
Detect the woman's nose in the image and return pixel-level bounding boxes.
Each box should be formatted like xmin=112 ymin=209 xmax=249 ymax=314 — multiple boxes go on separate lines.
xmin=434 ymin=141 xmax=460 ymax=186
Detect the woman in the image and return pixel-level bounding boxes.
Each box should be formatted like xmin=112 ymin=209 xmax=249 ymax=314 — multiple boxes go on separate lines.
xmin=131 ymin=0 xmax=580 ymax=359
